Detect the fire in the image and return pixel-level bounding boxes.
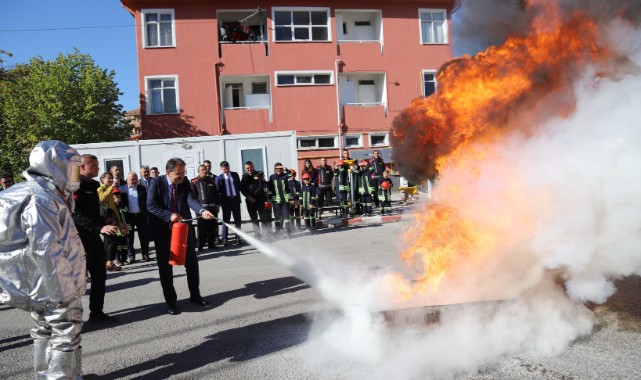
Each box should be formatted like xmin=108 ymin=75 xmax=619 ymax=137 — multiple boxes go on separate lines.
xmin=390 ymin=3 xmax=609 ymax=300
xmin=393 ymin=205 xmax=496 ymax=301
xmin=390 ymin=5 xmax=606 ymax=182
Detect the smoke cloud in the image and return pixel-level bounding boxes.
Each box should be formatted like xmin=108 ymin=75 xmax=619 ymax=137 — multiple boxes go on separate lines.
xmin=235 ymin=1 xmax=641 ymax=378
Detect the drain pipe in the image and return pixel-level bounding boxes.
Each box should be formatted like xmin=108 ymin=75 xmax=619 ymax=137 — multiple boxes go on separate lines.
xmin=335 ymin=59 xmax=343 ymax=158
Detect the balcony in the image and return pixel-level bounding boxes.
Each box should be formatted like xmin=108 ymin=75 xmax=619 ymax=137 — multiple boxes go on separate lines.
xmin=220 ymin=75 xmax=272 ymax=126
xmin=343 ymin=104 xmax=389 ymax=132
xmin=218 ymin=9 xmax=268 ymax=58
xmin=336 ymin=10 xmax=384 ymax=56
xmin=223 ymin=108 xmax=272 ymax=134
xmin=338 ymin=72 xmax=387 ymax=121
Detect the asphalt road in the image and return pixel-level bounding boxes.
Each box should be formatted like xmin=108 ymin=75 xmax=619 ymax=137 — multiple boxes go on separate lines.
xmin=1 ymin=219 xmax=640 ymax=379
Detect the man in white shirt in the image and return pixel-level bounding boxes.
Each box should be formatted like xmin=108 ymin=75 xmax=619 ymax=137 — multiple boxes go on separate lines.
xmin=119 ymin=172 xmax=150 ymax=262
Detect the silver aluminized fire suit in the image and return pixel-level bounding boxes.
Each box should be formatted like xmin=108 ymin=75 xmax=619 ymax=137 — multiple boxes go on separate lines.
xmin=0 ymin=140 xmax=85 ymax=379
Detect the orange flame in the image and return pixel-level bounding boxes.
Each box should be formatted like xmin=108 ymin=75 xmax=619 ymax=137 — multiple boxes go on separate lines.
xmin=394 ymin=205 xmax=496 ymax=301
xmin=390 ymin=5 xmax=606 ymax=182
xmin=391 ymin=4 xmax=609 ymax=300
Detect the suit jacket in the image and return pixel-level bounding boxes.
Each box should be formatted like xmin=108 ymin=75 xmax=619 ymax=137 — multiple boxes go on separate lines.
xmin=118 ymin=184 xmax=148 ymax=215
xmin=139 ymin=177 xmax=153 ymax=189
xmin=147 ymin=175 xmax=203 ymax=240
xmin=215 ymin=172 xmax=242 ymax=205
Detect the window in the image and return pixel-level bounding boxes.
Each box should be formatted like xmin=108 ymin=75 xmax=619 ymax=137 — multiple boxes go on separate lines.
xmin=423 ymin=71 xmax=437 ymax=97
xmin=273 ymin=8 xmax=330 ymax=42
xmin=218 ymin=10 xmax=267 ymax=43
xmin=142 ymin=9 xmax=175 ymax=48
xmin=336 ymin=10 xmax=382 ymax=42
xmin=252 ymin=82 xmax=268 ymax=94
xmin=369 ymin=133 xmax=389 ymax=147
xmin=103 ymin=157 xmax=130 ymax=180
xmin=275 ymin=71 xmax=333 ymax=86
xmin=145 ymin=76 xmax=179 ymax=114
xmin=225 ymin=83 xmax=244 ymax=108
xmin=297 ymin=136 xmax=338 ymax=150
xmin=343 ymin=134 xmax=363 ymax=148
xmin=419 ymin=9 xmax=447 ymax=44
xmin=220 ymin=75 xmax=271 ymax=110
xmin=240 ymin=147 xmax=267 ymax=173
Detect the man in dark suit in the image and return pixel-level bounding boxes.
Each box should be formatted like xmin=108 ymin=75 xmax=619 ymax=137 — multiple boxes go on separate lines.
xmin=119 ymin=172 xmax=150 ymax=262
xmin=215 ymin=160 xmax=243 ymax=246
xmin=147 ymin=158 xmax=215 ymax=315
xmin=139 ymin=165 xmax=153 ymax=189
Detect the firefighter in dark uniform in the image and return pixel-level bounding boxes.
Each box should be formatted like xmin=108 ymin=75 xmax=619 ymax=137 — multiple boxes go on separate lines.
xmin=379 ymin=170 xmax=394 ymax=215
xmin=334 ymin=160 xmax=350 ymax=216
xmin=240 ymin=161 xmax=271 ymax=238
xmin=316 ymin=157 xmax=333 ymax=218
xmin=191 ymin=164 xmax=219 ymax=251
xmin=300 ymin=172 xmax=318 ymax=231
xmin=356 ymin=159 xmax=375 ymax=216
xmin=287 ymin=169 xmax=302 ymax=230
xmin=268 ymin=163 xmax=293 ymax=235
xmin=72 ymin=154 xmax=120 ymax=322
xmin=369 ymin=150 xmax=386 ymax=208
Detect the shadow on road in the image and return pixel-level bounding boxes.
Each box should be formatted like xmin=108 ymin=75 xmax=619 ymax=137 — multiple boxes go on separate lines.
xmin=0 ymin=333 xmax=32 ymax=352
xmin=209 ymin=276 xmax=310 ymax=308
xmin=98 ymin=313 xmax=309 ymax=379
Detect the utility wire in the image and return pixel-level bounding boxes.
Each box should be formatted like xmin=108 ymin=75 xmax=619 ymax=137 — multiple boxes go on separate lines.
xmin=0 ymin=16 xmax=267 ymax=33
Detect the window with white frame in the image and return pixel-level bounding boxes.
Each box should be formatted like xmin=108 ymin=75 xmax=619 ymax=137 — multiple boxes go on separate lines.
xmin=273 ymin=8 xmax=330 ymax=42
xmin=240 ymin=147 xmax=267 ymax=173
xmin=369 ymin=133 xmax=389 ymax=147
xmin=275 ymin=71 xmax=333 ymax=86
xmin=218 ymin=10 xmax=267 ymax=43
xmin=297 ymin=136 xmax=338 ymax=150
xmin=146 ymin=76 xmax=179 ymax=114
xmin=220 ymin=75 xmax=271 ymax=109
xmin=336 ymin=10 xmax=382 ymax=41
xmin=419 ymin=9 xmax=447 ymax=44
xmin=423 ymin=71 xmax=437 ymax=97
xmin=142 ymin=9 xmax=175 ymax=48
xmin=343 ymin=134 xmax=363 ymax=148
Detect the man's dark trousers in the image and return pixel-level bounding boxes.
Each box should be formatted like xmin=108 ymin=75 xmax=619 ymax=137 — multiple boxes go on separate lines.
xmin=154 ymin=226 xmax=200 ymax=305
xmin=80 ymin=233 xmax=106 ymax=314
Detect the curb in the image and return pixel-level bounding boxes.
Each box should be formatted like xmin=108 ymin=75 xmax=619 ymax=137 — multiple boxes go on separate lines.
xmin=316 ymin=214 xmax=403 ymax=229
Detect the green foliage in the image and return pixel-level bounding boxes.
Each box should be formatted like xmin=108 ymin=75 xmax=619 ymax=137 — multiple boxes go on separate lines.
xmin=0 ymin=49 xmax=131 ymax=179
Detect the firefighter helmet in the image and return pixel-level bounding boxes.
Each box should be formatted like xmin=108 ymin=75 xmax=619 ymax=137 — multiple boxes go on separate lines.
xmin=302 ymin=173 xmax=312 ymax=180
xmin=289 ymin=169 xmax=296 ymax=177
xmin=359 ymin=159 xmax=368 ymax=166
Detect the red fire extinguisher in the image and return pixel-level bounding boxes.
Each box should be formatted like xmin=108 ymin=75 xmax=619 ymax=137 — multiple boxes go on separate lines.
xmin=169 ymin=222 xmax=189 ymax=266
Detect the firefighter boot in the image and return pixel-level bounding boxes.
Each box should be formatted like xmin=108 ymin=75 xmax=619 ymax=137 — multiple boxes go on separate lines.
xmin=48 ymin=349 xmax=80 ymax=380
xmin=34 ymin=339 xmax=50 ymax=380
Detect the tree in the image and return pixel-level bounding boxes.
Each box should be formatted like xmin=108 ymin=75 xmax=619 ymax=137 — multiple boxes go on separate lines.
xmin=0 ymin=49 xmax=130 ymax=178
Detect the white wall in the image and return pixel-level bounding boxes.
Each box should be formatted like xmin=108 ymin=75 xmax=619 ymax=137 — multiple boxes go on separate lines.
xmin=72 ymin=131 xmax=297 ymax=222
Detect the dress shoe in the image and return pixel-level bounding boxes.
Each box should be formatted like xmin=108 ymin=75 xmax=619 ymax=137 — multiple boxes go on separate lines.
xmin=142 ymin=255 xmax=150 ymax=261
xmin=167 ymin=304 xmax=181 ymax=315
xmin=222 ymin=239 xmax=229 ymax=247
xmin=236 ymin=238 xmax=243 ymax=245
xmin=88 ymin=312 xmax=118 ymax=323
xmin=190 ymin=298 xmax=210 ymax=307
xmin=128 ymin=257 xmax=137 ymax=264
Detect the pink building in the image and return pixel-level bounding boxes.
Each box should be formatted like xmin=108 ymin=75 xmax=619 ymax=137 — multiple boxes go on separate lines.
xmin=121 ymin=0 xmax=455 ymax=170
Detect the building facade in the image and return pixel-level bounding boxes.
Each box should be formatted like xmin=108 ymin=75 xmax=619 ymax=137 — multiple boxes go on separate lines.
xmin=121 ymin=0 xmax=455 ymax=170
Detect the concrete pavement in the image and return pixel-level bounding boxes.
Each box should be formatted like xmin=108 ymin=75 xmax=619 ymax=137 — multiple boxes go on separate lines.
xmin=1 ymin=216 xmax=640 ymax=379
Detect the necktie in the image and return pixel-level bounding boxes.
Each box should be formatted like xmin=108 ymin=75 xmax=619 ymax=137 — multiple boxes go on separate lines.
xmin=170 ymin=184 xmax=178 ymax=212
xmin=227 ymin=176 xmax=235 ymax=197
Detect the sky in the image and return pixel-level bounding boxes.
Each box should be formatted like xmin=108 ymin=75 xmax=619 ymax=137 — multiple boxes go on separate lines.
xmin=0 ymin=1 xmax=140 ymax=111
